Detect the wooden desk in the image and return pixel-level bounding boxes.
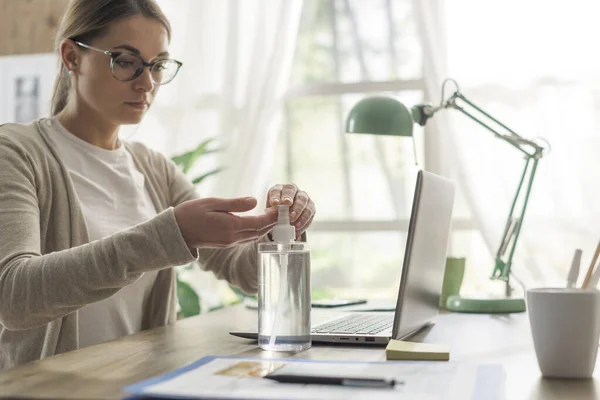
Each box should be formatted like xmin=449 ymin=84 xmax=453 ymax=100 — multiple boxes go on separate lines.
xmin=0 ymin=305 xmax=597 ymax=399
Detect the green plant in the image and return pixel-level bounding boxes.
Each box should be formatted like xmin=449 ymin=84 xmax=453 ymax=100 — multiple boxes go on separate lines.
xmin=171 ymin=138 xmax=222 ymax=181
xmin=176 ymin=278 xmax=200 ymax=318
xmin=170 ymin=138 xmax=222 ymax=318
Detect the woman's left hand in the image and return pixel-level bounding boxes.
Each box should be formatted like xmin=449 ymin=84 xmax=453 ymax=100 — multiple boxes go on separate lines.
xmin=266 ymin=184 xmax=316 ymax=239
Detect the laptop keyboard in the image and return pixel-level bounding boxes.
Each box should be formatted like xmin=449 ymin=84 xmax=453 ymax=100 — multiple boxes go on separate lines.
xmin=312 ymin=314 xmax=394 ymax=335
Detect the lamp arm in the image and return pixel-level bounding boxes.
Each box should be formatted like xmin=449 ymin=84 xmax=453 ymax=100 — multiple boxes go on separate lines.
xmin=493 ymin=156 xmax=540 ymax=284
xmin=415 ymin=89 xmax=545 ymax=286
xmin=448 ymin=93 xmax=544 ymax=158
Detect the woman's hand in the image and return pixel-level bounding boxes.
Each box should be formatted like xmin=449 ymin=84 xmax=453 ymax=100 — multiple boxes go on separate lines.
xmin=174 ymin=197 xmax=278 ymax=248
xmin=266 ymin=184 xmax=316 ymax=238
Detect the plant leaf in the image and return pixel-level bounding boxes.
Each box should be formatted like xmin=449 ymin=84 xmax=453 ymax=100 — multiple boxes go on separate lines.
xmin=176 ymin=278 xmax=201 ymax=318
xmin=208 ymin=304 xmax=224 ymax=312
xmin=171 ymin=152 xmax=193 ymax=169
xmin=191 ymin=167 xmax=224 ymax=185
xmin=171 ymin=138 xmax=220 ymax=174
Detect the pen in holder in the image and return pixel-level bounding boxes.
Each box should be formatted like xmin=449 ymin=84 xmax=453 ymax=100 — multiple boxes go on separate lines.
xmin=566 ymin=241 xmax=600 ymax=291
xmin=580 ymin=241 xmax=600 ymax=290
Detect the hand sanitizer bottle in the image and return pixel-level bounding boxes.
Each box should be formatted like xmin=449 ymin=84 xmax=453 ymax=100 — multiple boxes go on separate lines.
xmin=258 ymin=205 xmax=311 ymax=352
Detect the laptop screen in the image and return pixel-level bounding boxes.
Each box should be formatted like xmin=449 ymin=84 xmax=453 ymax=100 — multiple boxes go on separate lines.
xmin=391 ymin=170 xmax=455 ymax=339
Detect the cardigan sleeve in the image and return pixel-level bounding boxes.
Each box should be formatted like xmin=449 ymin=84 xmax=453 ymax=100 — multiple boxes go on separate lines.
xmin=0 ymin=134 xmax=196 ymax=331
xmin=157 ymin=150 xmax=260 ymax=295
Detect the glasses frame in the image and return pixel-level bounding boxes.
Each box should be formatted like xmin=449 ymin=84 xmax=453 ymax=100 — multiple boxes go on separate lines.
xmin=74 ymin=41 xmax=183 ymax=85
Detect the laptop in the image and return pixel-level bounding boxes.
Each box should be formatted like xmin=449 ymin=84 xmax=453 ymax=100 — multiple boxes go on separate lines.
xmin=230 ymin=170 xmax=456 ymax=345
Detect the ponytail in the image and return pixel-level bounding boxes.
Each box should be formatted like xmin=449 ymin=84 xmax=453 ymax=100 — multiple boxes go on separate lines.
xmin=51 ymin=64 xmax=70 ymax=116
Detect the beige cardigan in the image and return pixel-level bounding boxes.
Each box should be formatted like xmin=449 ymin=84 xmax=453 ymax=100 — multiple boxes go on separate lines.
xmin=0 ymin=119 xmax=259 ymax=370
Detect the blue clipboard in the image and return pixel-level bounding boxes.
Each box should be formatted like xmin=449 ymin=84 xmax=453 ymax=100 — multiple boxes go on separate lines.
xmin=123 ymin=356 xmax=219 ymax=399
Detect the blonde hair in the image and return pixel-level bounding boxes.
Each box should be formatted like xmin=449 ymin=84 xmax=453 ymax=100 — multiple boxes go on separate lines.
xmin=51 ymin=0 xmax=171 ymax=116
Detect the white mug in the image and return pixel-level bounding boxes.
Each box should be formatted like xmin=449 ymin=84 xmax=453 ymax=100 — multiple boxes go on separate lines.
xmin=527 ymin=288 xmax=600 ymax=379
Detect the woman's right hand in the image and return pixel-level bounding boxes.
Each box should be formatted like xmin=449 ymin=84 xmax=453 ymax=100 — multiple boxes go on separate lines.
xmin=173 ymin=197 xmax=278 ymax=248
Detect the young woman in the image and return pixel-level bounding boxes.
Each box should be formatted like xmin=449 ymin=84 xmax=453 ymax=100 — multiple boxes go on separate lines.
xmin=0 ymin=0 xmax=315 ymax=370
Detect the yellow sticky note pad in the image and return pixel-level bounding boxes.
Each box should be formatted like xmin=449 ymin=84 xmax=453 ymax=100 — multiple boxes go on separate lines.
xmin=386 ymin=340 xmax=450 ymax=361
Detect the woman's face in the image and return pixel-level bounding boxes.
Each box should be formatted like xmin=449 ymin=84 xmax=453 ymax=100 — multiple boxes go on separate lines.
xmin=69 ymin=15 xmax=169 ymax=125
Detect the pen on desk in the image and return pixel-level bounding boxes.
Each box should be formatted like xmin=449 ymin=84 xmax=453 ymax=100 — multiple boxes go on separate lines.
xmin=567 ymin=249 xmax=582 ymax=288
xmin=265 ymin=374 xmax=399 ymax=388
xmin=582 ymin=241 xmax=600 ymax=289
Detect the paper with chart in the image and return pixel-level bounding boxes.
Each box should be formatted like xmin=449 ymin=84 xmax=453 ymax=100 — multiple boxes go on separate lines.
xmin=123 ymin=356 xmax=504 ymax=400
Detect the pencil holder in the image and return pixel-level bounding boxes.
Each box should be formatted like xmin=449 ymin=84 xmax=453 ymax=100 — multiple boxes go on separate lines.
xmin=527 ymin=288 xmax=600 ymax=378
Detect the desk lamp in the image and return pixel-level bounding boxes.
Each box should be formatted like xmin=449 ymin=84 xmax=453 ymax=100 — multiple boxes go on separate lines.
xmin=345 ymin=79 xmax=545 ymax=313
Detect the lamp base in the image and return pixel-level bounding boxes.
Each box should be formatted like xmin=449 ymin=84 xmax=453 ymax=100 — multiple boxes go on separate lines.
xmin=445 ymin=294 xmax=526 ymax=314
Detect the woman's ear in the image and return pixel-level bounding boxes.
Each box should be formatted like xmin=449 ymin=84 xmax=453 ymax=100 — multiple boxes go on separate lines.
xmin=59 ymin=39 xmax=80 ymax=74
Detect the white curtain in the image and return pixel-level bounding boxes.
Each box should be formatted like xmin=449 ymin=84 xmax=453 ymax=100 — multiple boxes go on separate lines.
xmin=415 ymin=0 xmax=600 ymax=292
xmin=131 ymin=0 xmax=303 ymax=201
xmin=125 ymin=0 xmax=303 ymax=310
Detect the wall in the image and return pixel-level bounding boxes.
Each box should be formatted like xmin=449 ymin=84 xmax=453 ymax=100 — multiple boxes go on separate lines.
xmin=0 ymin=0 xmax=70 ymax=56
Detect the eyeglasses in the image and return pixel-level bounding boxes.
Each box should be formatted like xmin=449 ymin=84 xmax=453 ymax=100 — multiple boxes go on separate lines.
xmin=74 ymin=41 xmax=182 ymax=85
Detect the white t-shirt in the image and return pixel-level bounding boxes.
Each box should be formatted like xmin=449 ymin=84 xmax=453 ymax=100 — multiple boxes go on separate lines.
xmin=45 ymin=118 xmax=159 ymax=348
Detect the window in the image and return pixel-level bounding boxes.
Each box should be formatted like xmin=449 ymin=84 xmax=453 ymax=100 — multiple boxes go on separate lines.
xmin=272 ymin=0 xmax=424 ymax=299
xmin=271 ymin=0 xmax=498 ymax=300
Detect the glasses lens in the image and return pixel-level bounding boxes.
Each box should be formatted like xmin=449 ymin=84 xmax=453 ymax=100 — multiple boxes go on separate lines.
xmin=151 ymin=60 xmax=180 ymax=85
xmin=111 ymin=54 xmax=144 ymax=81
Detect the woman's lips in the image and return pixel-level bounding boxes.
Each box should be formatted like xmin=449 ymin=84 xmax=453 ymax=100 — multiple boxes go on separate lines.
xmin=125 ymin=102 xmax=148 ymax=110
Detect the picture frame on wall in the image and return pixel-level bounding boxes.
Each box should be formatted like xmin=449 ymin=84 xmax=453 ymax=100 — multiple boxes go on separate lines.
xmin=0 ymin=53 xmax=58 ymax=124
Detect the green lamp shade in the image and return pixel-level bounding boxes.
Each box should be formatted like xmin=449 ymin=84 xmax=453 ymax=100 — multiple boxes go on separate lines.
xmin=345 ymin=96 xmax=414 ymax=137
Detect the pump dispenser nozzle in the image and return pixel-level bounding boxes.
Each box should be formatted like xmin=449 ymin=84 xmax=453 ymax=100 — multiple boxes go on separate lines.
xmin=272 ymin=205 xmax=295 ymax=243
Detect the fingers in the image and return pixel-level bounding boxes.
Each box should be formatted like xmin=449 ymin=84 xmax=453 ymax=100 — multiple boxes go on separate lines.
xmin=280 ymin=184 xmax=298 ymax=205
xmin=207 ymin=212 xmax=277 ymax=248
xmin=267 ymin=184 xmax=284 ymax=206
xmin=234 ymin=223 xmax=276 ymax=244
xmin=263 ymin=184 xmax=315 ymax=240
xmin=268 ymin=184 xmax=297 ymax=206
xmin=296 ymin=214 xmax=315 ymax=238
xmin=234 ymin=209 xmax=278 ymax=232
xmin=293 ymin=198 xmax=315 ymax=232
xmin=207 ymin=197 xmax=257 ymax=213
xmin=289 ymin=190 xmax=309 ymax=222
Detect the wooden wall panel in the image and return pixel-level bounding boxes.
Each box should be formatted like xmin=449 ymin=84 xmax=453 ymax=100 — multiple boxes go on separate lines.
xmin=0 ymin=0 xmax=71 ymax=56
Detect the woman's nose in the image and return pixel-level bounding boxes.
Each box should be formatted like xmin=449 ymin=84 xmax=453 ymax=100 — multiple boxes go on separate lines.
xmin=134 ymin=67 xmax=155 ymax=92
